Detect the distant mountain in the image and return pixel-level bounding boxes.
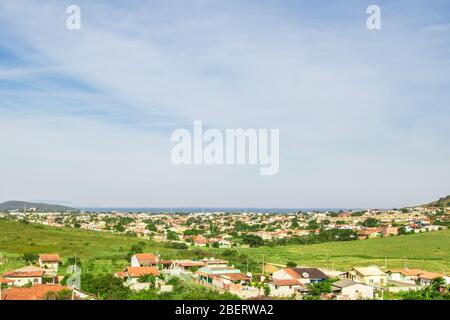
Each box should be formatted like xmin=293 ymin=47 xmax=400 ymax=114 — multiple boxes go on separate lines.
xmin=0 ymin=200 xmax=77 ymax=212
xmin=420 ymin=195 xmax=450 ymax=208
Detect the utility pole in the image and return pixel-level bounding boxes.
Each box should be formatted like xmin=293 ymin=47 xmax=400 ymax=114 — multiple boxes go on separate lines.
xmin=262 ymin=255 xmax=265 ymax=276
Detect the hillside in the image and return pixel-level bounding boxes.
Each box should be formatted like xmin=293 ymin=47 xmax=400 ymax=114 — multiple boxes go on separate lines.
xmin=0 ymin=220 xmax=449 ymax=274
xmin=0 ymin=200 xmax=76 ymax=212
xmin=421 ymin=195 xmax=450 ymax=208
xmin=237 ymin=230 xmax=450 ymax=272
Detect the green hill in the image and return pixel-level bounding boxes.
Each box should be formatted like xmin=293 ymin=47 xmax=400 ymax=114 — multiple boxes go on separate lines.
xmin=0 ymin=200 xmax=76 ymax=212
xmin=237 ymin=230 xmax=450 ymax=272
xmin=0 ymin=220 xmax=448 ymax=274
xmin=421 ymin=195 xmax=450 ymax=208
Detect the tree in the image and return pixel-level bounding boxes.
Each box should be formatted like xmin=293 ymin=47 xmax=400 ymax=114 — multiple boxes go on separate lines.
xmin=138 ymin=274 xmax=156 ymax=287
xmin=304 ymin=279 xmax=333 ymax=299
xmin=45 ymin=289 xmax=72 ymax=300
xmin=241 ymin=234 xmax=263 ymax=247
xmin=286 ymin=261 xmax=297 ymax=268
xmin=360 ymin=218 xmax=379 ymax=228
xmin=263 ymin=284 xmax=271 ymax=297
xmin=81 ymin=273 xmax=130 ymax=300
xmin=166 ymin=230 xmax=179 ymax=241
xmin=290 ymin=217 xmax=300 ymax=229
xmin=114 ymin=224 xmax=125 ymax=233
xmin=23 ymin=253 xmax=38 ymax=265
xmin=146 ymin=222 xmax=157 ymax=232
xmin=211 ymin=242 xmax=220 ymax=248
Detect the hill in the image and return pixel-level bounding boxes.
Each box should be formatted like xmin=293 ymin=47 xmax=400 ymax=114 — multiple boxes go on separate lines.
xmin=236 ymin=230 xmax=450 ymax=272
xmin=0 ymin=220 xmax=448 ymax=274
xmin=420 ymin=195 xmax=450 ymax=208
xmin=0 ymin=200 xmax=76 ymax=212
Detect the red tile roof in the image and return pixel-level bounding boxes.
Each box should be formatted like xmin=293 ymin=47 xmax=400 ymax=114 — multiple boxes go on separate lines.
xmin=419 ymin=272 xmax=447 ymax=280
xmin=272 ymin=279 xmax=303 ymax=286
xmin=0 ymin=278 xmax=13 ymax=284
xmin=3 ymin=270 xmax=45 ymax=278
xmin=126 ymin=266 xmax=160 ymax=277
xmin=134 ymin=253 xmax=157 ymax=264
xmin=176 ymin=260 xmax=207 ymax=267
xmin=2 ymin=284 xmax=68 ymax=300
xmin=39 ymin=254 xmax=60 ymax=262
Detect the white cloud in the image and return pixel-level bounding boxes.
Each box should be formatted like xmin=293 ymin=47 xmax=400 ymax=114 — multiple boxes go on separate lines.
xmin=0 ymin=0 xmax=449 ymax=207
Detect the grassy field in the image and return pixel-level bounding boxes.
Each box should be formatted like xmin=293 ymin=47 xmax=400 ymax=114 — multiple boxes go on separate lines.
xmin=237 ymin=230 xmax=450 ymax=272
xmin=0 ymin=219 xmax=449 ymax=274
xmin=0 ymin=220 xmax=178 ymax=274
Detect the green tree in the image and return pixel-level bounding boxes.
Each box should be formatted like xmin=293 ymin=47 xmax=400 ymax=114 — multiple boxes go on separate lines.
xmin=241 ymin=234 xmax=263 ymax=247
xmin=23 ymin=253 xmax=38 ymax=265
xmin=286 ymin=261 xmax=297 ymax=268
xmin=81 ymin=273 xmax=130 ymax=300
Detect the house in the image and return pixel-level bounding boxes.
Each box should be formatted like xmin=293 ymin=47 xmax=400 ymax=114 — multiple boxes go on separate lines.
xmin=357 ymin=228 xmax=381 ymax=239
xmin=272 ymin=268 xmax=329 ymax=285
xmin=347 ymin=266 xmax=386 ymax=286
xmin=171 ymin=260 xmax=207 ymax=273
xmin=331 ymin=279 xmax=374 ymax=300
xmin=201 ymin=258 xmax=228 ymax=268
xmin=194 ymin=266 xmax=258 ymax=298
xmin=268 ymin=279 xmax=307 ymax=298
xmin=38 ymin=254 xmax=60 ymax=274
xmin=418 ymin=272 xmax=450 ymax=286
xmin=3 ymin=266 xmax=45 ymax=287
xmin=379 ymin=226 xmax=399 ymax=237
xmin=130 ymin=253 xmax=158 ymax=267
xmin=119 ymin=266 xmax=160 ymax=285
xmin=0 ymin=278 xmax=14 ymax=287
xmin=386 ymin=269 xmax=424 ymax=284
xmin=192 ymin=235 xmax=208 ymax=246
xmin=1 ymin=284 xmax=69 ymax=300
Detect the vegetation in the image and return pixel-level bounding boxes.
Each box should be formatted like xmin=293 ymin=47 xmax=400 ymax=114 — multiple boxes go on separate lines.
xmin=421 ymin=195 xmax=450 ymax=208
xmin=396 ymin=278 xmax=449 ymax=300
xmin=1 ymin=220 xmax=449 ymax=277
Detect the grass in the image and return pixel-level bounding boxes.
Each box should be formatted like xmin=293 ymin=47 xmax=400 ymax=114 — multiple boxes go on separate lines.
xmin=0 ymin=219 xmax=449 ymax=275
xmin=235 ymin=230 xmax=450 ymax=272
xmin=0 ymin=220 xmax=178 ymax=274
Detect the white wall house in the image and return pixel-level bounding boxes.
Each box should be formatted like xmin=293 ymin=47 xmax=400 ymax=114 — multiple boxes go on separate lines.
xmin=347 ymin=266 xmax=387 ymax=286
xmin=3 ymin=266 xmax=45 ymax=287
xmin=332 ymin=279 xmax=374 ymax=300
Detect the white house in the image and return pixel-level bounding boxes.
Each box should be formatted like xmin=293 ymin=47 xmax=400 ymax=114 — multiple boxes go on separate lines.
xmin=3 ymin=266 xmax=45 ymax=287
xmin=272 ymin=268 xmax=329 ymax=285
xmin=115 ymin=266 xmax=161 ymax=287
xmin=38 ymin=254 xmax=60 ymax=274
xmin=268 ymin=279 xmax=307 ymax=298
xmin=332 ymin=279 xmax=374 ymax=300
xmin=418 ymin=272 xmax=450 ymax=286
xmin=386 ymin=269 xmax=424 ymax=284
xmin=347 ymin=266 xmax=387 ymax=286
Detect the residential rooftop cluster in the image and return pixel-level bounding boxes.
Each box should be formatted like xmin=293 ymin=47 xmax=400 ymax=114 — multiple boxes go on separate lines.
xmin=1 ymin=251 xmax=449 ymax=300
xmin=1 ymin=206 xmax=448 ymax=248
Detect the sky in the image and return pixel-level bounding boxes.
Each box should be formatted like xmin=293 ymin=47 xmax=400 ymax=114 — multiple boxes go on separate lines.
xmin=0 ymin=0 xmax=449 ymax=208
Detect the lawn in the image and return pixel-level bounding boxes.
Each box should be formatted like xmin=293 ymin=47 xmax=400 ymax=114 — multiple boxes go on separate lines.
xmin=0 ymin=219 xmax=449 ymax=274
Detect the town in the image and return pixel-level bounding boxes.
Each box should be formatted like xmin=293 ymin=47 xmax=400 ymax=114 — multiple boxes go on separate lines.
xmin=0 ymin=204 xmax=448 ymax=300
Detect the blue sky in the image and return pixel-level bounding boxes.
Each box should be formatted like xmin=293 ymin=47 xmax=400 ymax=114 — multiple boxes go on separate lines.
xmin=0 ymin=0 xmax=449 ymax=208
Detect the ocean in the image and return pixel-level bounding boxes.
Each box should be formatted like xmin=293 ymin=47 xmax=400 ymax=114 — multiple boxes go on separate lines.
xmin=77 ymin=207 xmax=355 ymax=214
